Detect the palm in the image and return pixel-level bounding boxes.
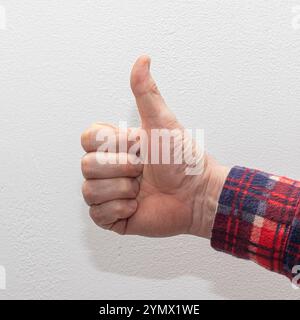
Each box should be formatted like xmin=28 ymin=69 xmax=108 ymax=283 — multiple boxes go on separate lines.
xmin=127 ymin=170 xmax=197 ymax=237
xmin=125 ymin=123 xmax=202 ymax=236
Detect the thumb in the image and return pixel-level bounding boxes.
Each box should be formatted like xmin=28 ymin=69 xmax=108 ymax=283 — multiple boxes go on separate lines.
xmin=130 ymin=55 xmax=177 ymax=128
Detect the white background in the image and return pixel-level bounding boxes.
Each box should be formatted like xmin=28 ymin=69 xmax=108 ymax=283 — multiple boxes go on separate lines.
xmin=0 ymin=1 xmax=300 ymax=299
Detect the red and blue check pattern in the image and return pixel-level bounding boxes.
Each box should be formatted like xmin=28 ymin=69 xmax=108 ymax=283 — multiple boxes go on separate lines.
xmin=211 ymin=166 xmax=300 ymax=280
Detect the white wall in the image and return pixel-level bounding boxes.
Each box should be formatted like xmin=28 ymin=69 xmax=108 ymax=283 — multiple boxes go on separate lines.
xmin=0 ymin=0 xmax=300 ymax=300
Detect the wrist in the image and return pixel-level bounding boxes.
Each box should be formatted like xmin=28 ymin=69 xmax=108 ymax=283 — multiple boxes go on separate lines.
xmin=203 ymin=164 xmax=230 ymax=239
xmin=190 ymin=157 xmax=230 ymax=239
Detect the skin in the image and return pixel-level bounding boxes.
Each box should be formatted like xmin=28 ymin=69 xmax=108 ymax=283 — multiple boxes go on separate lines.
xmin=81 ymin=56 xmax=229 ymax=239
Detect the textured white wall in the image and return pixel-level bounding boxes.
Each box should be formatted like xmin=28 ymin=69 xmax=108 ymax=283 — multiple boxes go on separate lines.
xmin=0 ymin=0 xmax=300 ymax=300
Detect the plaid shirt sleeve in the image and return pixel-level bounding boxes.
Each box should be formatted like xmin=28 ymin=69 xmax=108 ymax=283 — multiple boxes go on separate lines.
xmin=211 ymin=166 xmax=300 ymax=280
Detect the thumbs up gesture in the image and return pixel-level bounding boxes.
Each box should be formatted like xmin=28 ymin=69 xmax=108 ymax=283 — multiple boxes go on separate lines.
xmin=81 ymin=56 xmax=229 ymax=239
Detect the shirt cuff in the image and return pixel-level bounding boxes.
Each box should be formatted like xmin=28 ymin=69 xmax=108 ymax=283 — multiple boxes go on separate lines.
xmin=211 ymin=166 xmax=300 ymax=279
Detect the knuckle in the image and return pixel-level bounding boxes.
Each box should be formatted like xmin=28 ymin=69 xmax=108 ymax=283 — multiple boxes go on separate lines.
xmin=96 ymin=215 xmax=106 ymax=226
xmin=89 ymin=207 xmax=105 ymax=226
xmin=81 ymin=155 xmax=91 ymax=178
xmin=81 ymin=129 xmax=92 ymax=151
xmin=89 ymin=206 xmax=97 ymax=220
xmin=150 ymin=81 xmax=160 ymax=96
xmin=82 ymin=181 xmax=93 ymax=204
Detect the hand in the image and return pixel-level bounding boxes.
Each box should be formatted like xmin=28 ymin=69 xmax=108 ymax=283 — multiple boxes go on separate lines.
xmin=81 ymin=56 xmax=229 ymax=239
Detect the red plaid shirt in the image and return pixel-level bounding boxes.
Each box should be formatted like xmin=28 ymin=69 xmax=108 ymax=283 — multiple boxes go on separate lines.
xmin=211 ymin=166 xmax=300 ymax=280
